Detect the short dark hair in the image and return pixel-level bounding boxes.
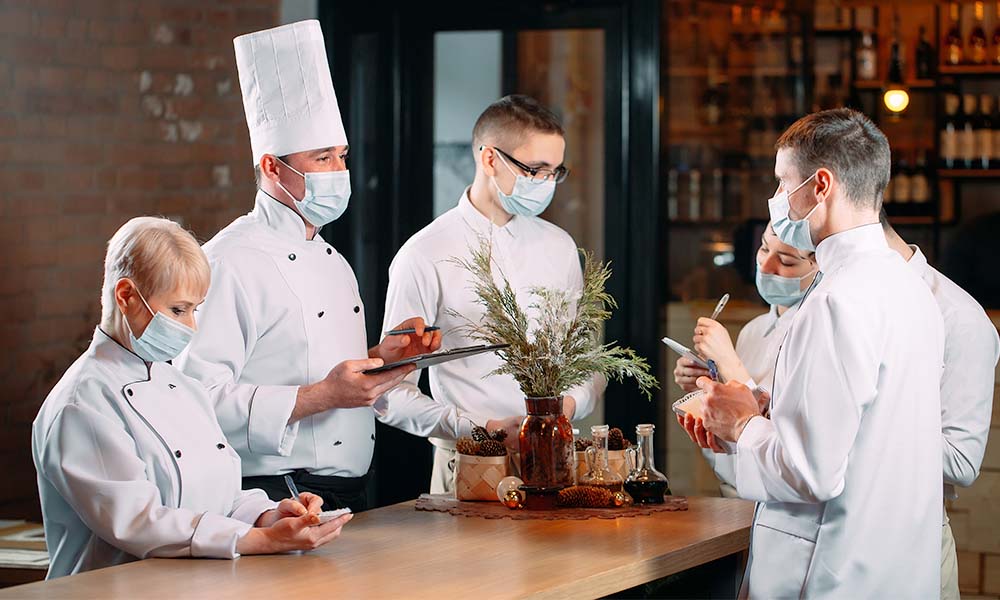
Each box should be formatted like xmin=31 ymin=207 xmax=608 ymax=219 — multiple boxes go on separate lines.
xmin=775 ymin=108 xmax=890 ymax=211
xmin=472 ymin=94 xmax=564 ymax=152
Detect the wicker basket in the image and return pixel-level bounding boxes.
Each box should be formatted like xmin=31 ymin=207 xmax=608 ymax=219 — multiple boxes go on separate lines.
xmin=574 ymin=449 xmax=631 ymax=483
xmin=455 ymin=453 xmax=510 ymax=501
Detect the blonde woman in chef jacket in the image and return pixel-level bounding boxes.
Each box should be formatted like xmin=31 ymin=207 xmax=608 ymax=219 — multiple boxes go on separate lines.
xmin=32 ymin=217 xmax=352 ymax=580
xmin=673 ymin=223 xmax=817 ymax=497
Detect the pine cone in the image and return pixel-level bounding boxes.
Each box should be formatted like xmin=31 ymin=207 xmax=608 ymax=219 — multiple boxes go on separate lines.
xmin=608 ymin=428 xmax=626 ymax=451
xmin=477 ymin=439 xmax=507 ymax=457
xmin=471 ymin=426 xmax=491 ymax=442
xmin=574 ymin=438 xmax=593 ymax=452
xmin=557 ymin=485 xmax=613 ymax=508
xmin=456 ymin=437 xmax=480 ymax=456
xmin=490 ymin=428 xmax=508 ymax=442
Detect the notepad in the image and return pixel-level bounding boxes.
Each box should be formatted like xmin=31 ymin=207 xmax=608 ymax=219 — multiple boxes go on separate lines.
xmin=661 ymin=336 xmax=710 ymax=369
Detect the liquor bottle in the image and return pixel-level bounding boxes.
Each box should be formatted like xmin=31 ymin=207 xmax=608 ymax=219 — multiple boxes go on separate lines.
xmin=709 ymin=165 xmax=724 ymax=222
xmin=994 ymin=1 xmax=1000 ymax=65
xmin=993 ymin=94 xmax=1000 ymax=168
xmin=941 ymin=93 xmax=960 ymax=169
xmin=977 ymin=93 xmax=994 ymax=169
xmin=894 ymin=156 xmax=912 ymax=203
xmin=689 ymin=163 xmax=702 ymax=221
xmin=857 ymin=31 xmax=878 ymax=80
xmin=944 ymin=3 xmax=963 ymax=66
xmin=916 ymin=25 xmax=935 ymax=79
xmin=961 ymin=94 xmax=979 ymax=169
xmin=970 ymin=1 xmax=989 ymax=65
xmin=911 ymin=150 xmax=931 ymax=203
xmin=666 ymin=167 xmax=679 ymax=220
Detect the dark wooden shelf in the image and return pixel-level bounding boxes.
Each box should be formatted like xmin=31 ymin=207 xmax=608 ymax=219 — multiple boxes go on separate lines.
xmin=883 ymin=215 xmax=936 ymax=226
xmin=938 ymin=169 xmax=1000 ymax=179
xmin=938 ymin=65 xmax=1000 ymax=76
xmin=852 ymin=79 xmax=937 ymax=90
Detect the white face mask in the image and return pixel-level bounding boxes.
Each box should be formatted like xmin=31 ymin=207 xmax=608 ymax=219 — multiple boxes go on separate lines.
xmin=275 ymin=158 xmax=351 ymax=227
xmin=123 ymin=283 xmax=195 ymax=363
xmin=767 ymin=173 xmax=820 ymax=252
xmin=491 ymin=151 xmax=556 ymax=217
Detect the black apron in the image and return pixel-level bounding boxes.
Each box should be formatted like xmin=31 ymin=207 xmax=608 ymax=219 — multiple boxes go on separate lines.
xmin=243 ymin=468 xmax=372 ymax=513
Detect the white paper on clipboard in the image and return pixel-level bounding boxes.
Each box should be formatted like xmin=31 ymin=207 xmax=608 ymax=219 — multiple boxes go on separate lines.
xmin=662 ymin=336 xmax=710 ymax=369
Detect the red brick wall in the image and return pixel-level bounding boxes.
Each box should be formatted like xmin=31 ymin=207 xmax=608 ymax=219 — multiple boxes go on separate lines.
xmin=0 ymin=0 xmax=280 ymax=519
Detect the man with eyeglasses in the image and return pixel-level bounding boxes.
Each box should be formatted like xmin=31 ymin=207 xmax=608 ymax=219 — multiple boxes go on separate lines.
xmin=376 ymin=95 xmax=606 ymax=494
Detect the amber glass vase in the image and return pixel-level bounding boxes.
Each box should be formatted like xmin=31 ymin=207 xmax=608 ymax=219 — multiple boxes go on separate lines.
xmin=518 ymin=396 xmax=574 ymax=494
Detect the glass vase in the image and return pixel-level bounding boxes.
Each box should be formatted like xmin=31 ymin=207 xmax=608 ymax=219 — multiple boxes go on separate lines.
xmin=518 ymin=396 xmax=574 ymax=497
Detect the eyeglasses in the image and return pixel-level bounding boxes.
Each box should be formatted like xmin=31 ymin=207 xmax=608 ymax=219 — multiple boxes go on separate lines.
xmin=493 ymin=147 xmax=570 ymax=184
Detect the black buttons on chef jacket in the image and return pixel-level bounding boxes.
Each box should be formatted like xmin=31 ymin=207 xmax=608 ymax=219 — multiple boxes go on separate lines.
xmin=168 ymin=384 xmax=176 ymax=389
xmin=353 ymin=306 xmax=360 ymax=313
xmin=334 ymin=440 xmax=343 ymax=446
xmin=175 ymin=450 xmax=182 ymax=458
xmin=371 ymin=434 xmax=376 ymax=441
xmin=217 ymin=443 xmax=226 ymax=449
xmin=326 ymin=248 xmax=332 ymax=255
xmin=318 ymin=311 xmax=324 ymax=318
xmin=288 ymin=253 xmax=296 ymax=261
xmin=126 ymin=389 xmax=133 ymax=396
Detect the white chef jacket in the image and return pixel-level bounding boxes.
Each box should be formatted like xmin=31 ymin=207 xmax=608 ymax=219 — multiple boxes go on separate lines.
xmin=32 ymin=328 xmax=276 ymax=579
xmin=735 ymin=224 xmax=945 ymax=598
xmin=177 ymin=190 xmax=373 ymax=477
xmin=702 ymin=302 xmax=801 ymax=491
xmin=375 ymin=190 xmax=605 ymax=444
xmin=907 ymin=245 xmax=999 ymax=499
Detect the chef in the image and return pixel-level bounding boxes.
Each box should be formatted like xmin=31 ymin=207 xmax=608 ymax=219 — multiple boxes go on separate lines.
xmin=685 ymin=109 xmax=946 ymax=597
xmin=33 ymin=217 xmax=351 ymax=580
xmin=177 ymin=20 xmax=439 ymax=512
xmin=673 ymin=223 xmax=817 ymax=497
xmin=376 ymin=95 xmax=605 ymax=493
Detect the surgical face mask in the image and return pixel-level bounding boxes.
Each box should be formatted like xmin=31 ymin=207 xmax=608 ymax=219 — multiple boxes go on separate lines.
xmin=755 ymin=263 xmax=816 ymax=307
xmin=768 ymin=173 xmax=820 ymax=252
xmin=123 ymin=284 xmax=195 ymax=363
xmin=275 ymin=158 xmax=351 ymax=227
xmin=491 ymin=152 xmax=556 ymax=217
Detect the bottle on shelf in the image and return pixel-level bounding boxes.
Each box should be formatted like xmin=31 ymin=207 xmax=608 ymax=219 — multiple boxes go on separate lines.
xmin=944 ymin=2 xmax=963 ymax=66
xmin=941 ymin=93 xmax=961 ymax=169
xmin=857 ymin=30 xmax=879 ymax=80
xmin=977 ymin=93 xmax=994 ymax=169
xmin=666 ymin=167 xmax=679 ymax=221
xmin=993 ymin=93 xmax=1000 ymax=168
xmin=709 ymin=162 xmax=724 ymax=222
xmin=894 ymin=155 xmax=912 ymax=204
xmin=961 ymin=94 xmax=979 ymax=169
xmin=916 ymin=25 xmax=935 ymax=79
xmin=911 ymin=150 xmax=931 ymax=204
xmin=689 ymin=161 xmax=702 ymax=222
xmin=993 ymin=1 xmax=1000 ymax=65
xmin=970 ymin=1 xmax=989 ymax=65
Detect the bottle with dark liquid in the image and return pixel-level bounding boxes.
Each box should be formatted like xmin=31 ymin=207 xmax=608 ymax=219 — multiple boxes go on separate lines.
xmin=945 ymin=3 xmax=963 ymax=66
xmin=916 ymin=25 xmax=935 ymax=79
xmin=941 ymin=93 xmax=960 ymax=168
xmin=624 ymin=424 xmax=671 ymax=504
xmin=970 ymin=1 xmax=988 ymax=65
xmin=580 ymin=425 xmax=624 ymax=492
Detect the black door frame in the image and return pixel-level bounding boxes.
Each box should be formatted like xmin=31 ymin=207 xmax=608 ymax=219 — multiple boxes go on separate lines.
xmin=319 ymin=0 xmax=662 ymax=506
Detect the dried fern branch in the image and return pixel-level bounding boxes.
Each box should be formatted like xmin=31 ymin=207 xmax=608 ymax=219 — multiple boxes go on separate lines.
xmin=448 ymin=236 xmax=658 ymax=399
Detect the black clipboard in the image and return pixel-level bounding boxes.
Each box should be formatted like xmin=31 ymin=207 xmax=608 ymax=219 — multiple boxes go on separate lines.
xmin=362 ymin=344 xmax=510 ymax=374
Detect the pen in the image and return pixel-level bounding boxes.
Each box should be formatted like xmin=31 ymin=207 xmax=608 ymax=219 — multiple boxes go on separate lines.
xmin=283 ymin=474 xmax=300 ymax=500
xmin=385 ymin=326 xmax=440 ymax=336
xmin=709 ymin=293 xmax=730 ymax=321
xmin=707 ymin=359 xmax=720 ymax=382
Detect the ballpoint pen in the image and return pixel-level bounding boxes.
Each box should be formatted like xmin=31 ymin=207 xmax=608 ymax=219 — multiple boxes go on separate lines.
xmin=384 ymin=326 xmax=441 ymax=336
xmin=709 ymin=293 xmax=730 ymax=321
xmin=284 ymin=474 xmax=300 ymax=500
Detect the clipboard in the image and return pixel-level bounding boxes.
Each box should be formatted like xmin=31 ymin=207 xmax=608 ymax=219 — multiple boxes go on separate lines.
xmin=661 ymin=336 xmax=710 ymax=369
xmin=362 ymin=344 xmax=510 ymax=374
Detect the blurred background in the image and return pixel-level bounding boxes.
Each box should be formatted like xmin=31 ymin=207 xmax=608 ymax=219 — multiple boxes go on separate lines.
xmin=0 ymin=0 xmax=998 ymax=593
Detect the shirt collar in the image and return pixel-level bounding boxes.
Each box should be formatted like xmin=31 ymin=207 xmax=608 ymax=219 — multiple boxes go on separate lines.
xmin=250 ymin=188 xmax=314 ymax=241
xmin=90 ymin=327 xmax=151 ymax=381
xmin=906 ymin=244 xmax=930 ymax=277
xmin=814 ymin=222 xmax=887 ymax=273
xmin=457 ymin=188 xmax=518 ymax=239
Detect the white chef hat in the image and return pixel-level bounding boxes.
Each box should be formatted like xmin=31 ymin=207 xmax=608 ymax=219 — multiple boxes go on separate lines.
xmin=234 ymin=20 xmax=347 ymax=166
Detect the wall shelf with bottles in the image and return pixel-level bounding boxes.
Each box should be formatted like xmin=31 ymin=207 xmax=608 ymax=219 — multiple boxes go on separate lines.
xmin=939 ymin=65 xmax=1000 ymax=75
xmin=939 ymin=168 xmax=1000 ymax=177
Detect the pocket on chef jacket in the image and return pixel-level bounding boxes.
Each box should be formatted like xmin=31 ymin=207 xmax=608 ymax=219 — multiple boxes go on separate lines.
xmin=748 ymin=507 xmax=820 ymax=599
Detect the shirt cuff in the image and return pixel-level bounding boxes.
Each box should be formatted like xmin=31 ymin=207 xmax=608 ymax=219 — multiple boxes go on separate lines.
xmin=230 ymin=491 xmax=279 ymax=526
xmin=735 ymin=415 xmax=773 ymax=501
xmin=247 ymin=385 xmax=300 ymax=456
xmin=190 ymin=512 xmax=254 ymax=559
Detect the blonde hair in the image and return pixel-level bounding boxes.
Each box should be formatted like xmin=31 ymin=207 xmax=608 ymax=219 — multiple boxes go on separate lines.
xmin=100 ymin=217 xmax=210 ymax=324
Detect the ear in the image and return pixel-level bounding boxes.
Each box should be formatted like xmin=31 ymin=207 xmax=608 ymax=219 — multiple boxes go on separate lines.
xmin=814 ymin=168 xmax=834 ymax=202
xmin=114 ymin=279 xmax=136 ymax=314
xmin=259 ymin=154 xmax=281 ymax=183
xmin=478 ymin=145 xmax=498 ymax=178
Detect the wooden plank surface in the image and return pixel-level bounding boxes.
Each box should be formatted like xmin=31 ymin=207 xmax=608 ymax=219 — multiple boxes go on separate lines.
xmin=0 ymin=496 xmax=753 ymax=599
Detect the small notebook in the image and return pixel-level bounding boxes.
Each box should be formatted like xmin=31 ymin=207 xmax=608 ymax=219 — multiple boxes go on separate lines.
xmin=661 ymin=336 xmax=710 ymax=369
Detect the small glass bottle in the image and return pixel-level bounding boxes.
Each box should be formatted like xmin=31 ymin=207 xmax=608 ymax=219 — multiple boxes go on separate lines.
xmin=624 ymin=424 xmax=671 ymax=504
xmin=580 ymin=425 xmax=624 ymax=492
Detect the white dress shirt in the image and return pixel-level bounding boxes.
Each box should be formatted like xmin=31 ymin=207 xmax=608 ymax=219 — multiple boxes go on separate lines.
xmin=907 ymin=245 xmax=999 ymax=499
xmin=735 ymin=224 xmax=945 ymax=598
xmin=376 ymin=190 xmax=605 ymax=445
xmin=178 ymin=191 xmax=373 ymax=478
xmin=33 ymin=329 xmax=276 ymax=579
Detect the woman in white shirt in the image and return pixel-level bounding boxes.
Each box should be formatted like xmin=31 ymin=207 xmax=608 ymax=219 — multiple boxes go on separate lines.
xmin=32 ymin=217 xmax=352 ymax=579
xmin=673 ymin=223 xmax=816 ymax=495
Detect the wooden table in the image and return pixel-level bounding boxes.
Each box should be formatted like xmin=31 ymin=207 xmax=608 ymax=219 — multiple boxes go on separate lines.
xmin=0 ymin=496 xmax=753 ymax=599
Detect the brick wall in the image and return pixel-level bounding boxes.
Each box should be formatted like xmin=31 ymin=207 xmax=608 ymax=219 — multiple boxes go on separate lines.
xmin=0 ymin=0 xmax=280 ymax=519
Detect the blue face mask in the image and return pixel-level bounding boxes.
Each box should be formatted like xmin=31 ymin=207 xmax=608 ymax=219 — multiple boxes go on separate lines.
xmin=755 ymin=263 xmax=816 ymax=307
xmin=275 ymin=158 xmax=351 ymax=227
xmin=491 ymin=151 xmax=556 ymax=217
xmin=768 ymin=173 xmax=819 ymax=252
xmin=124 ymin=284 xmax=195 ymax=363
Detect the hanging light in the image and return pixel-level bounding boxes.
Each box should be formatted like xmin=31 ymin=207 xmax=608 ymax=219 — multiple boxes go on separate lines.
xmin=883 ymin=11 xmax=910 ymax=116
